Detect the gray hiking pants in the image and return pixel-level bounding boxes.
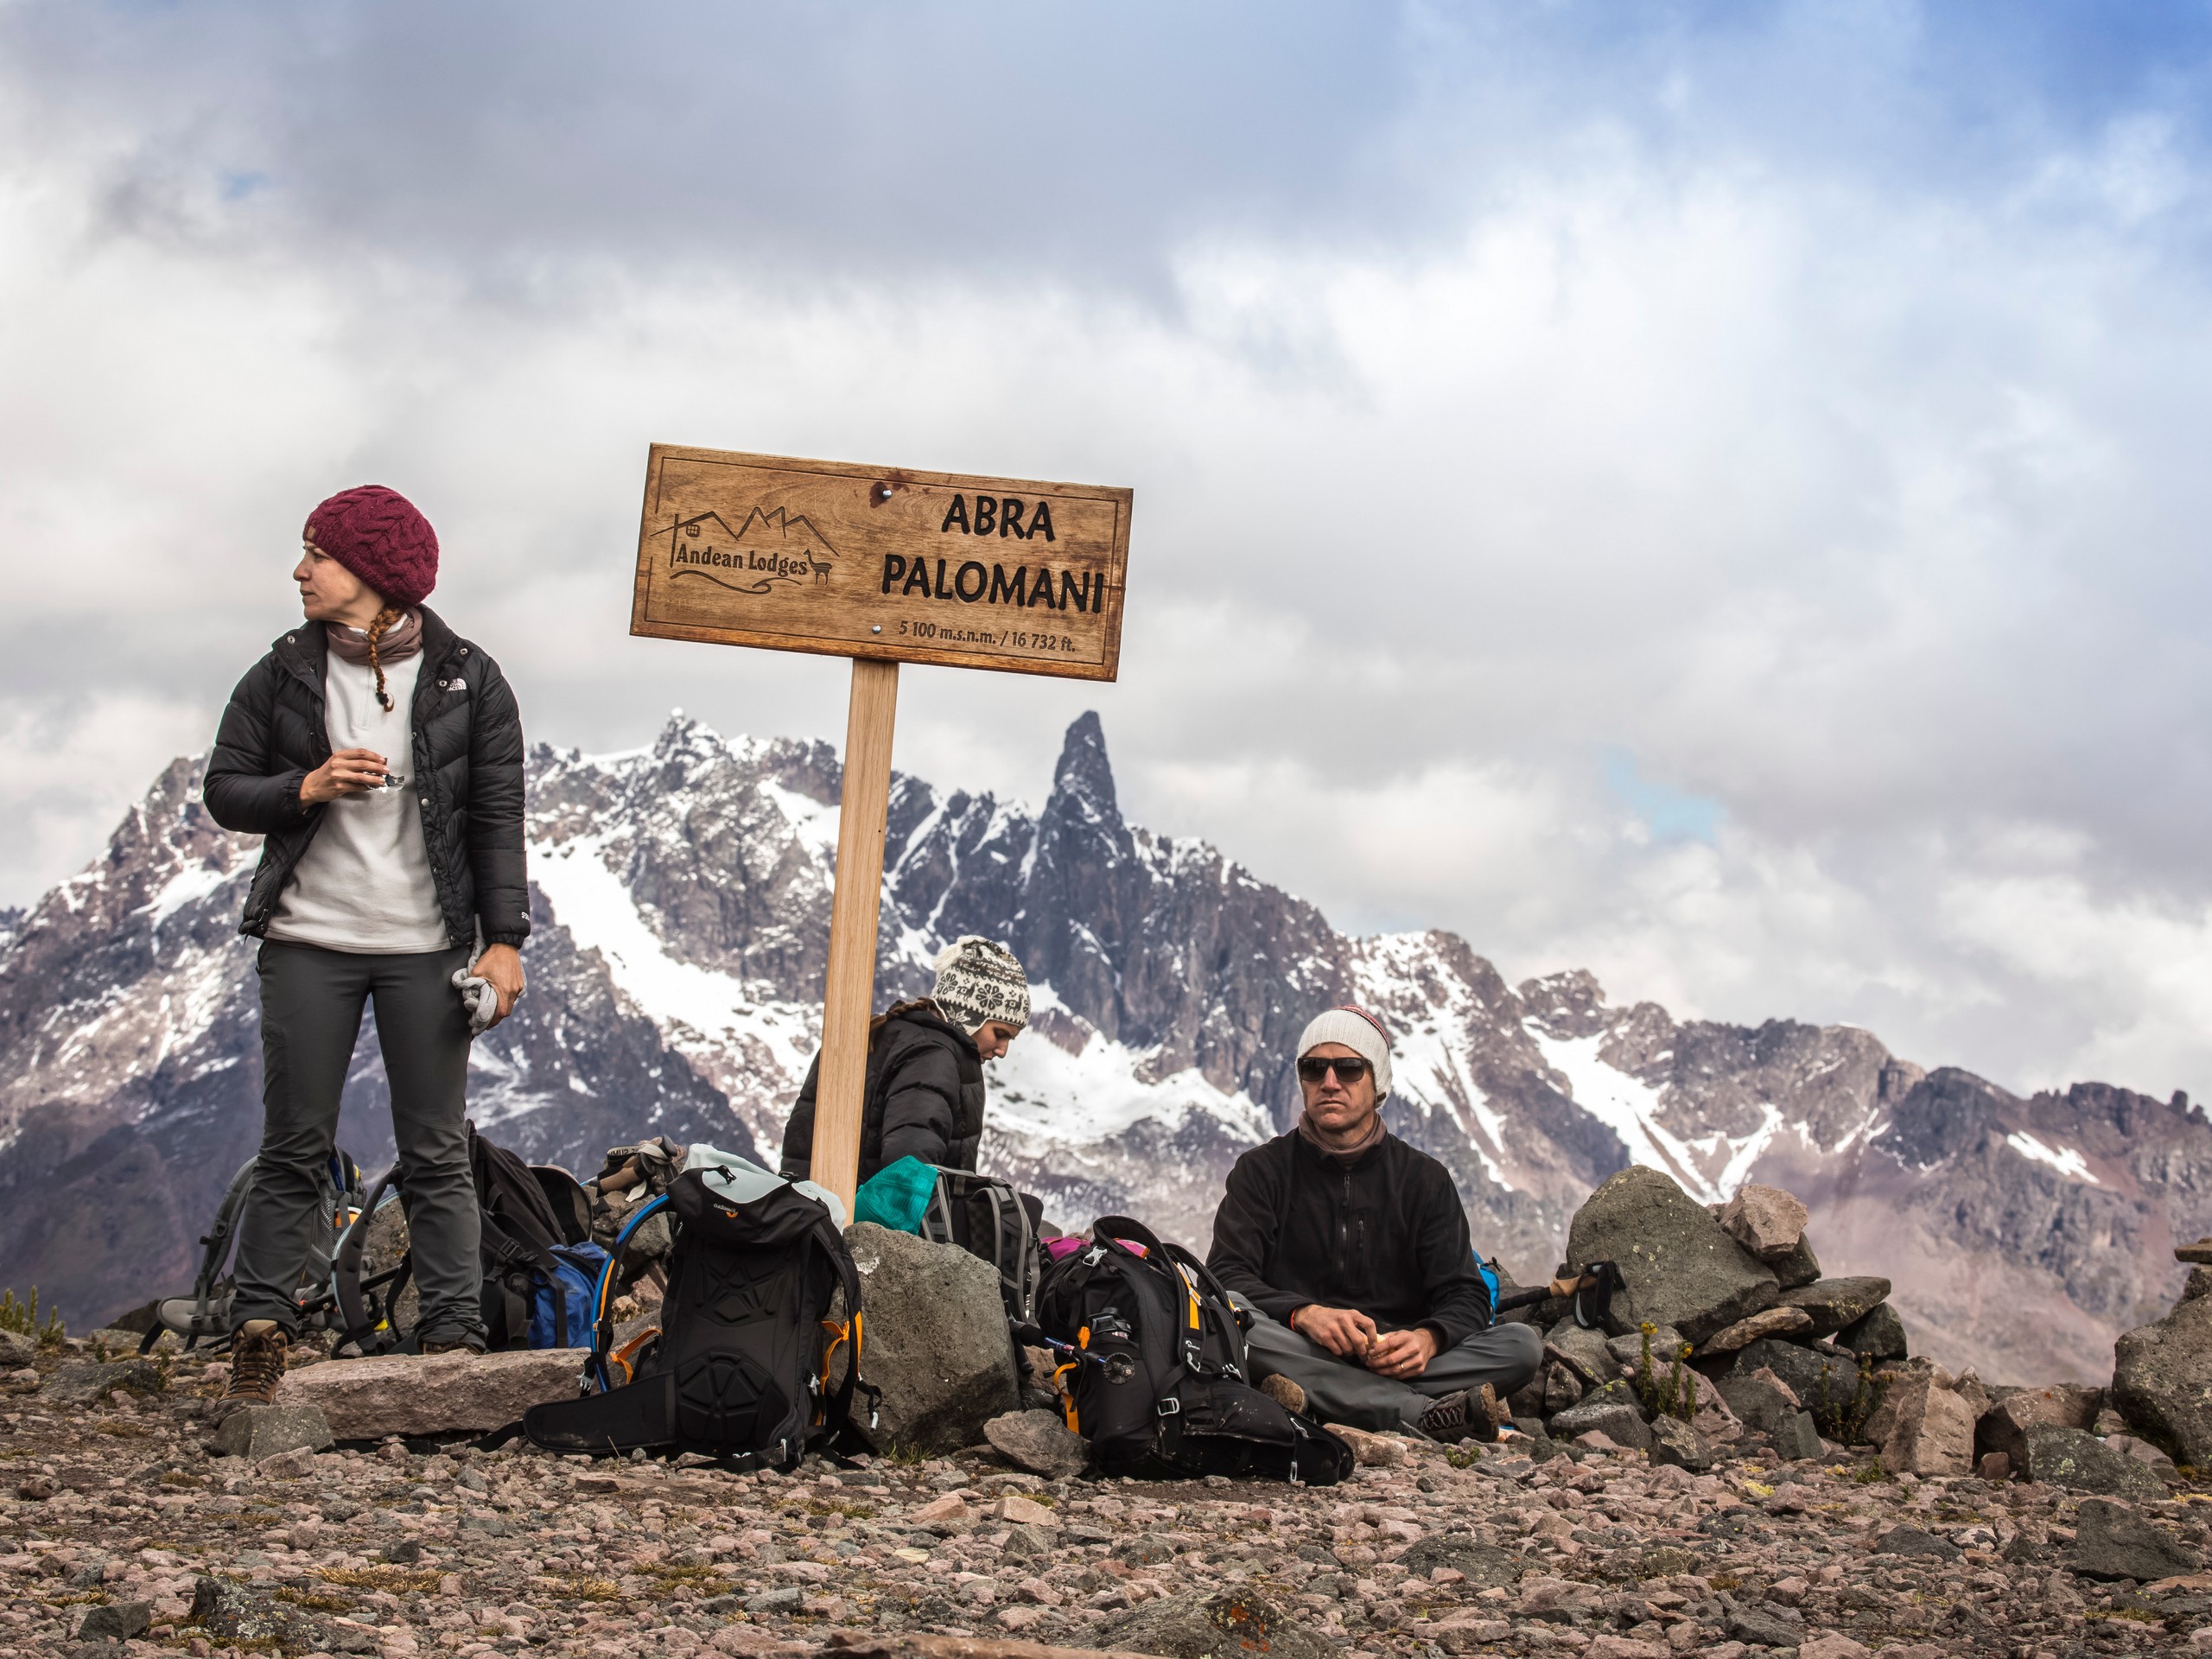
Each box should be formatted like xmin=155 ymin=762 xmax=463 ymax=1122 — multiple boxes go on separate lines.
xmin=1236 ymin=1298 xmax=1544 ymax=1434
xmin=232 ymin=940 xmax=486 ymax=1348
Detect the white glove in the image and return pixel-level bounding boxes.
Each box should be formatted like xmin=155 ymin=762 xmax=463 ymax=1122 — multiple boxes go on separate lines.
xmin=451 ymin=964 xmax=502 ymax=1036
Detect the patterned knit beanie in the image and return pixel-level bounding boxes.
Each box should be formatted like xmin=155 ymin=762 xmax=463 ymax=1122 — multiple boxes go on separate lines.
xmin=1297 ymin=1005 xmax=1394 ymax=1102
xmin=303 ymin=486 xmax=440 ymax=608
xmin=931 ymin=936 xmax=1030 ymax=1033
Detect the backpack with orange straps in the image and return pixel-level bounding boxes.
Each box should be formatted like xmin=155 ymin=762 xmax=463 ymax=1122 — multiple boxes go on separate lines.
xmin=522 ymin=1164 xmax=876 ymax=1467
xmin=1033 ymin=1216 xmax=1354 ymax=1484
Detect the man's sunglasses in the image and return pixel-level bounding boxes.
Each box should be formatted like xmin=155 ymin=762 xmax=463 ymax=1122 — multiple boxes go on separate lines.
xmin=1297 ymin=1056 xmax=1371 ymax=1084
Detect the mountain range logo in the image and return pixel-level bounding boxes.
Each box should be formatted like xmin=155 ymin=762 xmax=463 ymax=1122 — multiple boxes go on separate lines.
xmin=659 ymin=506 xmax=839 ymax=595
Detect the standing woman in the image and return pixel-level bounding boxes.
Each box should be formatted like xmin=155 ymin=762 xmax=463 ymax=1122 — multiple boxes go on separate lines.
xmin=202 ymin=486 xmax=529 ymax=1402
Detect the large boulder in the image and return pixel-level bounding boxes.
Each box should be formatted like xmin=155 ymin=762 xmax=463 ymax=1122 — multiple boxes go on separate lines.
xmin=2069 ymin=1497 xmax=2201 ymax=1581
xmin=842 ymin=1222 xmax=1019 ymax=1454
xmin=983 ymin=1409 xmax=1090 ymax=1478
xmin=1771 ymin=1234 xmax=1822 ymax=1291
xmin=1545 ymin=1321 xmax=1621 ymax=1384
xmin=274 ymin=1348 xmax=588 ymax=1438
xmin=1701 ymin=1306 xmax=1811 ymax=1354
xmin=1834 ymin=1302 xmax=1908 ymax=1360
xmin=2017 ymin=1423 xmax=2168 ymax=1500
xmin=1717 ymin=1185 xmax=1808 ymax=1261
xmin=1866 ymin=1374 xmax=1974 ymax=1477
xmin=1096 ymin=1587 xmax=1335 ymax=1659
xmin=1975 ymin=1384 xmax=2101 ymax=1467
xmin=1566 ymin=1168 xmax=1779 ymax=1344
xmin=1548 ymin=1382 xmax=1654 ymax=1450
xmin=207 ymin=1404 xmax=333 ymax=1461
xmin=1728 ymin=1338 xmax=1862 ymax=1428
xmin=1716 ymin=1367 xmax=1802 ymax=1439
xmin=1777 ymin=1277 xmax=1892 ymax=1339
xmin=2111 ymin=1274 xmax=2212 ymax=1468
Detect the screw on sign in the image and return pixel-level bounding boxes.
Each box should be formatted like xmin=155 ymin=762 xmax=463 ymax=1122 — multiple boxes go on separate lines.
xmin=629 ymin=445 xmax=1134 ymax=1215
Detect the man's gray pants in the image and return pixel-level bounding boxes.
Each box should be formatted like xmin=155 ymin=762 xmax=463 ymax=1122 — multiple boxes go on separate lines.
xmin=232 ymin=940 xmax=486 ymax=1348
xmin=1236 ymin=1299 xmax=1544 ymax=1433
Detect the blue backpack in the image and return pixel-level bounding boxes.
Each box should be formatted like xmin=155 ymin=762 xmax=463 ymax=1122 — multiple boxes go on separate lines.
xmin=1475 ymin=1255 xmax=1503 ymax=1322
xmin=334 ymin=1125 xmax=607 ymax=1353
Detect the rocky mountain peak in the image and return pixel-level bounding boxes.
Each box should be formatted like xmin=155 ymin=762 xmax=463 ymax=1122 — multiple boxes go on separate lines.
xmin=0 ymin=713 xmax=2205 ymax=1385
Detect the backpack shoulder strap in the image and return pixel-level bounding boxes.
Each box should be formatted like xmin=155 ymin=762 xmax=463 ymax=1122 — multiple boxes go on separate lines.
xmin=334 ymin=1165 xmax=409 ymax=1351
xmin=197 ymin=1157 xmax=261 ymax=1302
xmin=590 ymin=1194 xmax=672 ymax=1393
xmin=809 ymin=1216 xmax=878 ymax=1441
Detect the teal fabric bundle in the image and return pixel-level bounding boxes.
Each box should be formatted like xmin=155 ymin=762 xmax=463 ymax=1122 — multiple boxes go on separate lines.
xmin=854 ymin=1155 xmax=938 ymax=1234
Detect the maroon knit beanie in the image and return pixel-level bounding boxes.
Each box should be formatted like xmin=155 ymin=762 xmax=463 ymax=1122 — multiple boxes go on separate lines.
xmin=302 ymin=486 xmax=439 ymax=608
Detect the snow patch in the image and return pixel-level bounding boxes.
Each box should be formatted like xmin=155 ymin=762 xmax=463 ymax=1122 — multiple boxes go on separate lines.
xmin=2005 ymin=1130 xmax=2101 ymax=1185
xmin=1531 ymin=1028 xmax=1749 ymax=1205
xmin=988 ymin=982 xmax=1272 ymax=1148
xmin=142 ymin=862 xmax=235 ymax=929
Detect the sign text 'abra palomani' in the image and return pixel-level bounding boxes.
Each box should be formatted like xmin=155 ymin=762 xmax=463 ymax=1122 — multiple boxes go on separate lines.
xmin=631 ymin=448 xmax=1130 ymax=683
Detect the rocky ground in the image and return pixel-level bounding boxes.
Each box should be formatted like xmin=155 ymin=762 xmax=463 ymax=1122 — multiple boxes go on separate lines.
xmin=3 ymin=1340 xmax=2209 ymax=1659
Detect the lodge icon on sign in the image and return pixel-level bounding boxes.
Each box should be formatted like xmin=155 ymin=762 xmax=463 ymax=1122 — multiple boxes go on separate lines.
xmin=659 ymin=506 xmax=837 ymax=595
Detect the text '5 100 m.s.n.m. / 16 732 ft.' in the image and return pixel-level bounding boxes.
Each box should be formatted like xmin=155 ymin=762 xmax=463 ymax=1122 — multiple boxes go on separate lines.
xmin=628 ymin=445 xmax=1132 ymax=683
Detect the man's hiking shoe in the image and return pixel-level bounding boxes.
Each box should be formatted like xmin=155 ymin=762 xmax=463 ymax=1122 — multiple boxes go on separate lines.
xmin=1418 ymin=1389 xmax=1475 ymax=1442
xmin=1473 ymin=1382 xmax=1506 ymax=1443
xmin=223 ymin=1321 xmax=288 ymax=1406
xmin=1259 ymin=1373 xmax=1307 ymax=1417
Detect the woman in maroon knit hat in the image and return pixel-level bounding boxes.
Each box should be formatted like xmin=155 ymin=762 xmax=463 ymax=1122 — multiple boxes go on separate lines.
xmin=202 ymin=485 xmax=529 ymax=1402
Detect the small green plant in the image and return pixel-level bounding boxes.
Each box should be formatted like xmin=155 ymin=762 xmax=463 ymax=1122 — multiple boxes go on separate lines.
xmin=0 ymin=1287 xmax=64 ymax=1349
xmin=1632 ymin=1323 xmax=1699 ymax=1422
xmin=1810 ymin=1352 xmax=1888 ymax=1444
xmin=1850 ymin=1460 xmax=1889 ymax=1484
xmin=1444 ymin=1445 xmax=1484 ymax=1469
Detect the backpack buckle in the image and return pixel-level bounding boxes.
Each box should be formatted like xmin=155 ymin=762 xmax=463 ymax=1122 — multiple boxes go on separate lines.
xmin=1155 ymin=1396 xmax=1181 ymax=1417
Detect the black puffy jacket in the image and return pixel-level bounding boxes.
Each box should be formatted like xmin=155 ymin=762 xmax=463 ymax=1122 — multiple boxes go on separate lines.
xmin=779 ymin=1000 xmax=984 ymax=1182
xmin=202 ymin=606 xmax=530 ymax=948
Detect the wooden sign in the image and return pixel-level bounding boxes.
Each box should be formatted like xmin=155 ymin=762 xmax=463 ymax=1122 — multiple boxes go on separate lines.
xmin=631 ymin=445 xmax=1131 ymax=682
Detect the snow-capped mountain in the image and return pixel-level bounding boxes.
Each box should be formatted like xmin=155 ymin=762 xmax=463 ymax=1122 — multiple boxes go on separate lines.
xmin=0 ymin=713 xmax=2204 ymax=1385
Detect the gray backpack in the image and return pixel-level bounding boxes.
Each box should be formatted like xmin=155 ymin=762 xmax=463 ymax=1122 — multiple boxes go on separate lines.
xmin=139 ymin=1151 xmax=365 ymax=1353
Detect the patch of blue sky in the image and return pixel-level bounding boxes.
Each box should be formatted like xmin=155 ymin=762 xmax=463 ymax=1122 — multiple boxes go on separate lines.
xmin=1603 ymin=747 xmax=1721 ymax=845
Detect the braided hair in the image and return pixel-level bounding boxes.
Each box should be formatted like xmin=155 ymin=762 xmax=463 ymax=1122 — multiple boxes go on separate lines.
xmin=365 ymin=607 xmax=402 ymax=712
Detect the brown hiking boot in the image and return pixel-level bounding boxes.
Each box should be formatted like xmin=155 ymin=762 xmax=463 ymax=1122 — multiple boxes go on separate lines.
xmin=1472 ymin=1382 xmax=1506 ymax=1443
xmin=224 ymin=1321 xmax=288 ymax=1406
xmin=1259 ymin=1373 xmax=1307 ymax=1416
xmin=1418 ymin=1389 xmax=1474 ymax=1442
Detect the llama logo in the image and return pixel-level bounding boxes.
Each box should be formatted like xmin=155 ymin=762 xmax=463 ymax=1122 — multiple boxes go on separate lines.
xmin=659 ymin=506 xmax=837 ymax=594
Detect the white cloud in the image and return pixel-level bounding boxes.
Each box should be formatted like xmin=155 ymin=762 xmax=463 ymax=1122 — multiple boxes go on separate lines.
xmin=1 ymin=3 xmax=2209 ymax=1111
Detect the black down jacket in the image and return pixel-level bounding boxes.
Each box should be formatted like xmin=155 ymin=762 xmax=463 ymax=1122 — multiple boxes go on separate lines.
xmin=779 ymin=1000 xmax=984 ymax=1183
xmin=202 ymin=606 xmax=531 ymax=948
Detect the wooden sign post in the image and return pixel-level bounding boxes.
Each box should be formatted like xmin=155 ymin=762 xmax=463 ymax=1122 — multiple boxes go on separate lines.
xmin=630 ymin=446 xmax=1132 ymax=1217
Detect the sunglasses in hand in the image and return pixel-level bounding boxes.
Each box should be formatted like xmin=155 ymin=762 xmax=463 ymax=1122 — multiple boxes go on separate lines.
xmin=1296 ymin=1055 xmax=1372 ymax=1084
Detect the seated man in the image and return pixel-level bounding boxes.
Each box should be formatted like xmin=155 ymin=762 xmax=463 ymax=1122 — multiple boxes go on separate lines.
xmin=1207 ymin=1005 xmax=1542 ymax=1440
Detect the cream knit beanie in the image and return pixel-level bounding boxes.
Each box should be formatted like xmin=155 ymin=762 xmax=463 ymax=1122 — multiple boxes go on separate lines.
xmin=1296 ymin=1005 xmax=1394 ymax=1101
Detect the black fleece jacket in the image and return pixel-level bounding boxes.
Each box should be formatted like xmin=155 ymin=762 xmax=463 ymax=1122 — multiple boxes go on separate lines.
xmin=202 ymin=607 xmax=530 ymax=949
xmin=1206 ymin=1128 xmax=1492 ymax=1351
xmin=779 ymin=1001 xmax=985 ymax=1182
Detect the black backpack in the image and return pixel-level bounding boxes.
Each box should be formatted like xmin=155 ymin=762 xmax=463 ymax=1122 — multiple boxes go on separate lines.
xmin=140 ymin=1151 xmax=366 ymax=1354
xmin=521 ymin=1166 xmax=876 ymax=1467
xmin=334 ymin=1123 xmax=602 ymax=1355
xmin=1035 ymin=1216 xmax=1354 ymax=1484
xmin=921 ymin=1167 xmax=1043 ymax=1325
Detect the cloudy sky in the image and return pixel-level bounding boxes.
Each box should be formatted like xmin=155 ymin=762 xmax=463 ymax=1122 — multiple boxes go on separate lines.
xmin=3 ymin=2 xmax=2209 ymax=1105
